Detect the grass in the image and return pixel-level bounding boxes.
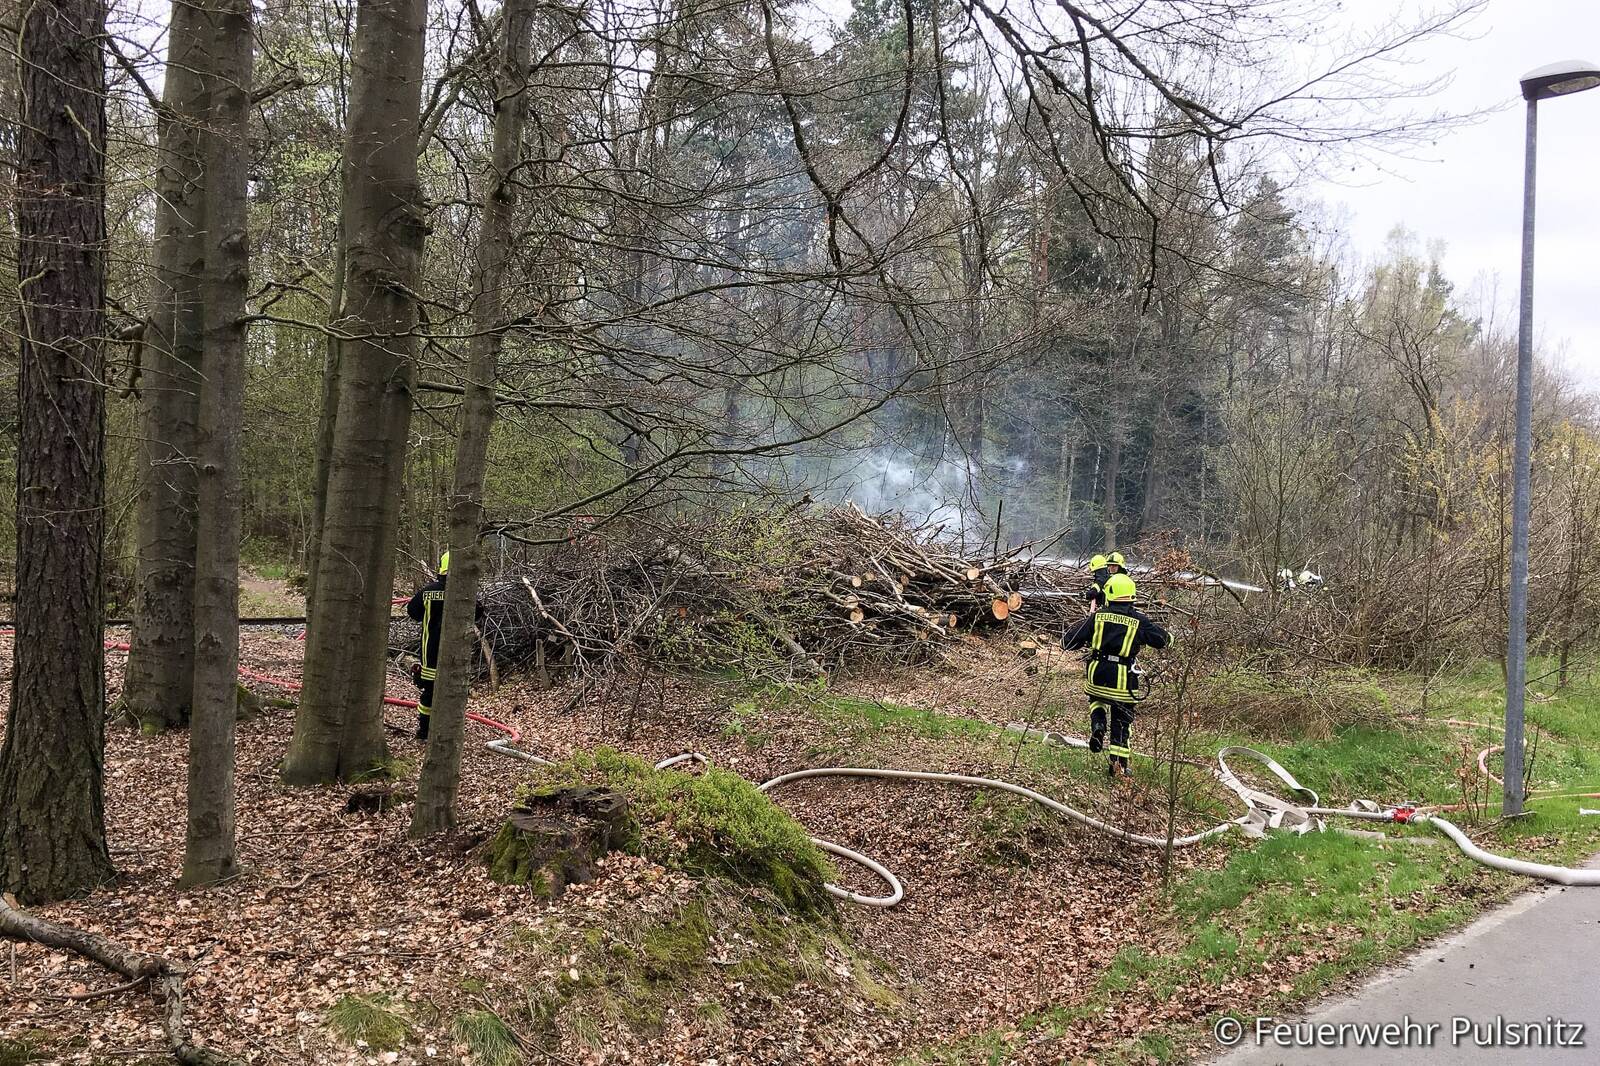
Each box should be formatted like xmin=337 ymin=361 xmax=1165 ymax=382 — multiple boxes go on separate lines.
xmin=820 ymin=695 xmax=1001 ymax=741
xmin=901 ymin=662 xmax=1600 ymax=1064
xmin=326 ymin=993 xmax=412 ymax=1051
xmin=454 ymin=1010 xmax=522 ymax=1066
xmin=0 ymin=1037 xmax=44 ymax=1066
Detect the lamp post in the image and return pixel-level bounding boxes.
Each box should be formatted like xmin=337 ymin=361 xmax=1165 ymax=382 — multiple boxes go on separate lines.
xmin=1505 ymin=60 xmax=1600 ymax=818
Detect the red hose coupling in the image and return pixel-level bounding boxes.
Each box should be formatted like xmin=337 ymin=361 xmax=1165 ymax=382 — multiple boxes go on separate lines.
xmin=1392 ymin=806 xmax=1416 ymax=823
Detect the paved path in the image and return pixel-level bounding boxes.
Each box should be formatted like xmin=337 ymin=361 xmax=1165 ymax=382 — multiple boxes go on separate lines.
xmin=1210 ymin=859 xmax=1600 ymax=1065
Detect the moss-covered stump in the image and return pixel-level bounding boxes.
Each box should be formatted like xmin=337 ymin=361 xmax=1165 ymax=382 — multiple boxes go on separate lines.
xmin=496 ymin=748 xmax=836 ymax=917
xmin=485 ymin=786 xmax=632 ymax=898
xmin=235 ymin=683 xmax=264 ymax=719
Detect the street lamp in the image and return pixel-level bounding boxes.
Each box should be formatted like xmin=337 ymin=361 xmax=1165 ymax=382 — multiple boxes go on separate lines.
xmin=1504 ymin=59 xmax=1600 ymax=817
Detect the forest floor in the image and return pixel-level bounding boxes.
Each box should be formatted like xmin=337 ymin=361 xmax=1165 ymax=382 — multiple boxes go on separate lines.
xmin=3 ymin=594 xmax=1600 ymax=1065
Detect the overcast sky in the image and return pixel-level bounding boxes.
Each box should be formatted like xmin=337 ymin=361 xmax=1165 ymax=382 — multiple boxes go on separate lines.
xmin=1317 ymin=0 xmax=1600 ymax=387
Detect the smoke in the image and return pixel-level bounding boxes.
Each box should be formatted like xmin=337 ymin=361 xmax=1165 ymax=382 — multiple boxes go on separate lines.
xmin=845 ymin=452 xmax=978 ymax=528
xmin=820 ymin=449 xmax=1030 ymax=549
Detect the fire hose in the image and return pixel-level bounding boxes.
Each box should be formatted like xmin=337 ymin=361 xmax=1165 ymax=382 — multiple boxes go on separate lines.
xmin=2 ymin=629 xmax=1597 ymax=901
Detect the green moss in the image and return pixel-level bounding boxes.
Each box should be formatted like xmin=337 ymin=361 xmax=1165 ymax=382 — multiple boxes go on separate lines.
xmin=521 ymin=747 xmax=835 ymax=915
xmin=483 ymin=823 xmax=558 ymax=895
xmin=0 ymin=1037 xmax=42 ymax=1066
xmin=641 ymin=901 xmax=712 ymax=979
xmin=348 ymin=755 xmax=416 ymax=785
xmin=967 ymin=793 xmax=1066 ymax=867
xmin=508 ymin=885 xmax=879 ymax=1047
xmin=326 ymin=993 xmax=412 ymax=1051
xmin=235 ymin=683 xmax=264 ymax=719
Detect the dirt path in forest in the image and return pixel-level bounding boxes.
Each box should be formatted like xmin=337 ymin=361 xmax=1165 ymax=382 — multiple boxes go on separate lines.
xmin=239 ymin=568 xmax=305 ymax=617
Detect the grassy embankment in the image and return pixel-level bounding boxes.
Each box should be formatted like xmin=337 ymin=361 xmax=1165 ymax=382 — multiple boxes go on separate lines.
xmin=786 ymin=660 xmax=1600 ymax=1065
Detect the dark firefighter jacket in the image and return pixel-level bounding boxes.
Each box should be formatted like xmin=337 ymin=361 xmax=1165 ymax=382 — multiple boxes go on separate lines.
xmin=1085 ymin=565 xmax=1111 ymax=610
xmin=1063 ymin=601 xmax=1171 ymax=701
xmin=407 ymin=576 xmax=447 ymax=680
xmin=407 ymin=576 xmax=486 ymax=680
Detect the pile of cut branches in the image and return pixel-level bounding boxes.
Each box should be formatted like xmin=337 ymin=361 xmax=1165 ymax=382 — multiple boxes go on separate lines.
xmin=392 ymin=504 xmax=1184 ymax=681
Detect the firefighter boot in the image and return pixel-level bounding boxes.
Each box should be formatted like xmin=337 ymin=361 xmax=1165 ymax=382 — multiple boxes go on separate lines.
xmin=1089 ymin=703 xmax=1107 ymax=754
xmin=416 ymin=713 xmax=431 ymax=741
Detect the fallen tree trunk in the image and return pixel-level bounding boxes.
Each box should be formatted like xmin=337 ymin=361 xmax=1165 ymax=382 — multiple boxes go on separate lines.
xmin=0 ymin=894 xmax=236 ymax=1065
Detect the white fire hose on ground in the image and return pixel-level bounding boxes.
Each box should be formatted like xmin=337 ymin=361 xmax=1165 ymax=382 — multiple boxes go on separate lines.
xmin=478 ymin=721 xmax=1600 ymax=906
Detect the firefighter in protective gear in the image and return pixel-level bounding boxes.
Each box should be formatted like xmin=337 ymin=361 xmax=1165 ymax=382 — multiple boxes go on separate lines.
xmin=406 ymin=552 xmax=451 ymax=740
xmin=1062 ymin=572 xmax=1170 ymax=778
xmin=1085 ymin=554 xmax=1110 ymax=610
xmin=1084 ymin=551 xmax=1128 ymax=611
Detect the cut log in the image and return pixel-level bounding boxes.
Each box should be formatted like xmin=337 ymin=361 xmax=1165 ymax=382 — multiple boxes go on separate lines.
xmin=484 ymin=786 xmax=633 ymax=899
xmin=1008 ymin=592 xmax=1023 ymax=611
xmin=991 ymin=597 xmax=1010 ymax=621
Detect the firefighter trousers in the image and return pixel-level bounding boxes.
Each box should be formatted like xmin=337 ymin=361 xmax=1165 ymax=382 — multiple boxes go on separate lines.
xmin=1089 ymin=699 xmax=1135 ymax=767
xmin=416 ymin=678 xmax=434 ymax=740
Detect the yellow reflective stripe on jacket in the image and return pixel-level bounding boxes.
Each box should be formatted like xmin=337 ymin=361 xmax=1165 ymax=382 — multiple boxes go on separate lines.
xmin=419 ymin=589 xmax=446 ymax=677
xmin=1083 ymin=662 xmax=1132 ymax=700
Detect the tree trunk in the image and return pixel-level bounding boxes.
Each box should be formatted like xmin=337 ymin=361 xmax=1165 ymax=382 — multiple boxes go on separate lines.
xmin=412 ymin=0 xmax=535 ymax=836
xmin=304 ymin=230 xmax=345 ymax=615
xmin=121 ymin=0 xmax=207 ymax=731
xmin=284 ymin=0 xmax=429 ymax=785
xmin=0 ymin=0 xmax=115 ymax=903
xmin=1101 ymin=418 xmax=1122 ymax=550
xmin=182 ymin=0 xmax=252 ymax=887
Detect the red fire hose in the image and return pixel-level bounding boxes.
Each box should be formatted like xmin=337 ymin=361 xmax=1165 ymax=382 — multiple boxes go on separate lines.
xmin=0 ymin=628 xmax=521 ymax=743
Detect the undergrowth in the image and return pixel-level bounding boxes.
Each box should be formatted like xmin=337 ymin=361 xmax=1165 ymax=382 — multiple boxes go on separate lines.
xmin=502 ymin=884 xmax=895 ymax=1052
xmin=1195 ymin=664 xmax=1392 ymax=739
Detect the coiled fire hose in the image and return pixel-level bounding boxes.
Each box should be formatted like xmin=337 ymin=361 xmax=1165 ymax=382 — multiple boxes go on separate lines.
xmin=3 ymin=629 xmax=1596 ymax=902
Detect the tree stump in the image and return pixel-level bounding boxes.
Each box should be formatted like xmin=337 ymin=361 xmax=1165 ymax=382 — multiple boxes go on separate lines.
xmin=483 ymin=786 xmax=633 ymax=899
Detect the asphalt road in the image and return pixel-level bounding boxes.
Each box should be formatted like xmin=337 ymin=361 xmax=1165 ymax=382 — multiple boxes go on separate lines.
xmin=1209 ymin=858 xmax=1600 ymax=1065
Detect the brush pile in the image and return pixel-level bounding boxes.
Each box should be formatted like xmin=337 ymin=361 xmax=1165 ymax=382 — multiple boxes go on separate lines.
xmin=392 ymin=504 xmax=1186 ymax=680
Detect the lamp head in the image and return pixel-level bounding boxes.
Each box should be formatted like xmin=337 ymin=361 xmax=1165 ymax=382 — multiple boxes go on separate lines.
xmin=1521 ymin=60 xmax=1600 ymax=101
